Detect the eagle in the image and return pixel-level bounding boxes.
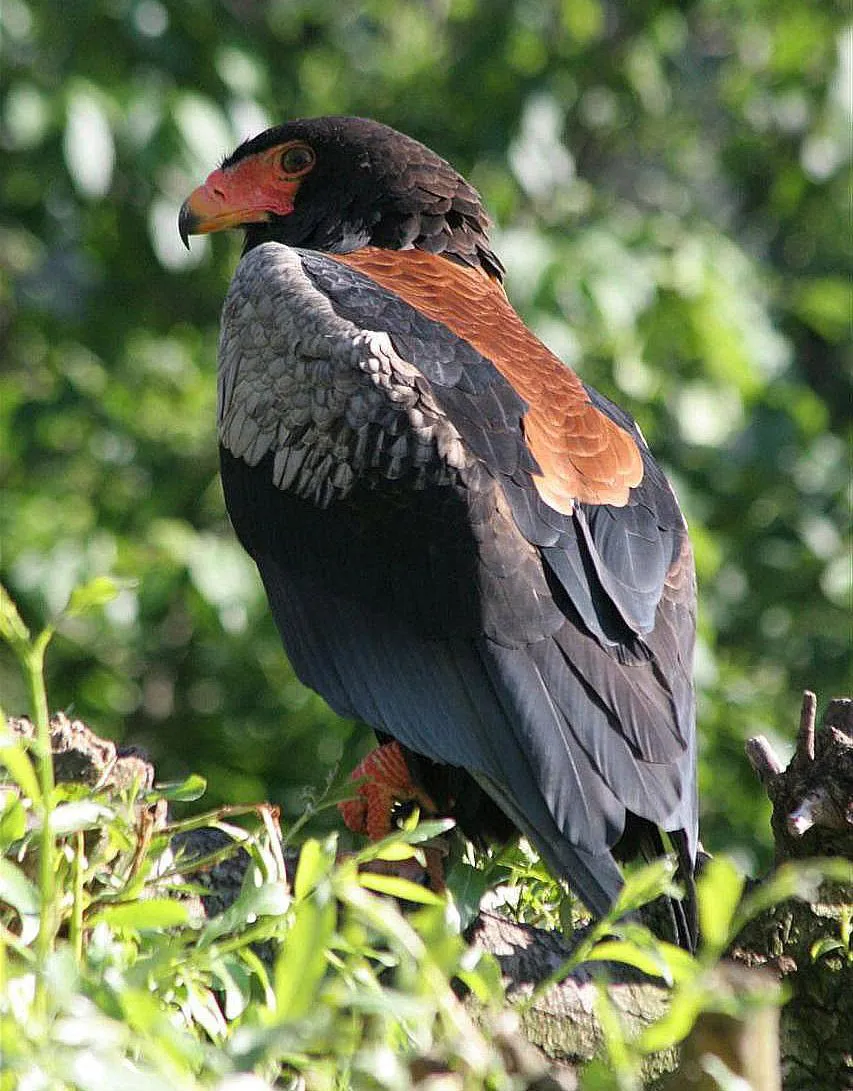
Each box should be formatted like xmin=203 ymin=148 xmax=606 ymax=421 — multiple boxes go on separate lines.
xmin=179 ymin=116 xmax=698 ymax=947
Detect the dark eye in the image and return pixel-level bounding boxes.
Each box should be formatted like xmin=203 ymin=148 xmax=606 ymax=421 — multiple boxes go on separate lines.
xmin=280 ymin=144 xmax=315 ymax=175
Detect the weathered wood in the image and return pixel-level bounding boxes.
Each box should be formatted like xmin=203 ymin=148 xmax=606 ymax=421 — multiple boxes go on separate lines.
xmin=740 ymin=694 xmax=853 ymax=1090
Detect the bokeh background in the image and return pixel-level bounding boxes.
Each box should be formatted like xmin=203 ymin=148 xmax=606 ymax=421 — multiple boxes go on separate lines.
xmin=2 ymin=0 xmax=850 ymax=873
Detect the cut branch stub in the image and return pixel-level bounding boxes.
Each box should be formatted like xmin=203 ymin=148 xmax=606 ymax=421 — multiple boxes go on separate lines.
xmin=746 ymin=693 xmax=853 ymax=862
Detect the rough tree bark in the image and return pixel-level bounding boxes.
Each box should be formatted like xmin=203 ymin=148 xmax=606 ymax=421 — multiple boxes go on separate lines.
xmin=7 ymin=692 xmax=852 ymax=1090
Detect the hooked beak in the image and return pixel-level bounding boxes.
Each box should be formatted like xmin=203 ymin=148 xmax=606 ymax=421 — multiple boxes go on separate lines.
xmin=178 ymin=173 xmax=272 ymax=249
xmin=178 ymin=155 xmax=301 ymax=249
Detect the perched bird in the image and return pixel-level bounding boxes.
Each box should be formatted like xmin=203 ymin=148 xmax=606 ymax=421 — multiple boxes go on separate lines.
xmin=179 ymin=117 xmax=698 ymax=946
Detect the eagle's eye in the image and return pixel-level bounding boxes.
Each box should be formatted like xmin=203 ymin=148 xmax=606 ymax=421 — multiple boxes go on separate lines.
xmin=279 ymin=144 xmax=315 ymax=177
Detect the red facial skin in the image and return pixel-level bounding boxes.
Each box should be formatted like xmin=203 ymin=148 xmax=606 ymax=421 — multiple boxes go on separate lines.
xmin=179 ymin=142 xmax=312 ymax=240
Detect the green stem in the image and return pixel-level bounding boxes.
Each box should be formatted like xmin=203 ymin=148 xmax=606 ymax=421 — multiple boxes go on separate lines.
xmin=0 ymin=924 xmax=6 ymax=1003
xmin=28 ymin=629 xmax=56 ymax=1009
xmin=71 ymin=832 xmax=85 ymax=966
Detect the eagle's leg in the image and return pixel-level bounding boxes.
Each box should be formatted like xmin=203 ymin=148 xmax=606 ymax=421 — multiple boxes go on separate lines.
xmin=338 ymin=740 xmax=446 ymax=890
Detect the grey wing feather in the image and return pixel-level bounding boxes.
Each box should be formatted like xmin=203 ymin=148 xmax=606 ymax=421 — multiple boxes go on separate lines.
xmin=218 ymin=243 xmax=469 ymax=500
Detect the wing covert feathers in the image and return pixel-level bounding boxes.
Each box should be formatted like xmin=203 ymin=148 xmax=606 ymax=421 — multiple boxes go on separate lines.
xmin=217 ymin=243 xmax=472 ymax=506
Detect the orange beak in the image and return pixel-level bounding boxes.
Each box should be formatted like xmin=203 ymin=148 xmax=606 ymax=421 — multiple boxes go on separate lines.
xmin=178 ymin=155 xmax=301 ymax=248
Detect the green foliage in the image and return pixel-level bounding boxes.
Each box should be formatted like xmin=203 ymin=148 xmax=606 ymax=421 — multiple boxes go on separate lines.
xmin=1 ymin=0 xmax=849 ymax=879
xmin=1 ymin=581 xmax=849 ymax=1087
xmin=0 ymin=588 xmax=517 ymax=1088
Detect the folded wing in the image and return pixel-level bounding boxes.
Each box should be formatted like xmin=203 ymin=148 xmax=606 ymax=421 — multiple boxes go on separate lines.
xmin=218 ymin=241 xmax=697 ymax=918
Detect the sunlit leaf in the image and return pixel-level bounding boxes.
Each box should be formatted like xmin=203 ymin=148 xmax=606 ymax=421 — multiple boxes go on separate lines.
xmin=0 ymin=857 xmax=40 ymax=916
xmin=185 ymin=979 xmax=227 ymax=1040
xmin=0 ymin=584 xmax=31 ymax=655
xmin=614 ymin=857 xmax=677 ymax=916
xmin=638 ymin=983 xmax=705 ymax=1052
xmin=90 ymin=898 xmax=191 ymax=931
xmin=594 ymin=983 xmax=633 ymax=1076
xmin=810 ymin=936 xmax=844 ymax=961
xmin=274 ymin=892 xmax=335 ymax=1020
xmin=353 ymin=819 xmax=455 ymax=866
xmin=446 ymin=860 xmax=492 ymax=932
xmin=0 ymin=793 xmax=27 ymax=847
xmin=210 ymin=954 xmax=254 ymax=1020
xmin=371 ymin=841 xmax=419 ymax=863
xmin=198 ymin=880 xmax=290 ymax=946
xmin=358 ymin=872 xmax=444 ymax=906
xmin=294 ymin=837 xmax=336 ymax=900
xmin=64 ymin=576 xmax=121 ymax=618
xmin=585 ymin=939 xmax=676 ymax=984
xmin=155 ymin=773 xmax=207 ymax=802
xmin=49 ymin=800 xmax=115 ymax=835
xmin=579 ymin=1057 xmax=622 ymax=1090
xmin=0 ymin=726 xmax=41 ymax=804
xmin=456 ymin=950 xmax=505 ymax=1006
xmin=697 ymin=856 xmax=744 ymax=956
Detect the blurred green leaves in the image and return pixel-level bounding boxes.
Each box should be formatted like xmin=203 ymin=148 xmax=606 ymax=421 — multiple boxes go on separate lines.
xmin=1 ymin=0 xmax=849 ymax=875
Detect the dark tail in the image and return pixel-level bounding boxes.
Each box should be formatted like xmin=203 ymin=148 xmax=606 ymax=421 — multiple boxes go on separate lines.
xmin=616 ymin=816 xmax=698 ymax=952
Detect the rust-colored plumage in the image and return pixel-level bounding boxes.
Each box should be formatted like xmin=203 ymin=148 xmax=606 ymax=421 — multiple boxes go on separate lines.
xmin=333 ymin=247 xmax=643 ymax=511
xmin=179 ymin=116 xmax=699 ymax=947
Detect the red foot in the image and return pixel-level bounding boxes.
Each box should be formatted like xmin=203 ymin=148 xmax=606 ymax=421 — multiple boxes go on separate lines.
xmin=338 ymin=742 xmax=447 ymax=892
xmin=338 ymin=740 xmax=436 ymax=840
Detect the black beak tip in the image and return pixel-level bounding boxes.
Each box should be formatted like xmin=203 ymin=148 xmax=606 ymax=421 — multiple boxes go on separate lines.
xmin=178 ymin=201 xmax=197 ymax=250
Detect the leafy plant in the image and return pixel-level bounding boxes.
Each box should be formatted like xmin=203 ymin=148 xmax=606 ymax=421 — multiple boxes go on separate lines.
xmin=0 ymin=582 xmax=517 ymax=1089
xmin=1 ymin=580 xmax=850 ymax=1088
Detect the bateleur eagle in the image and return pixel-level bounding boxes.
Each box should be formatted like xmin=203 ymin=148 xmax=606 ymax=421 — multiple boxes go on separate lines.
xmin=179 ymin=116 xmax=698 ymax=947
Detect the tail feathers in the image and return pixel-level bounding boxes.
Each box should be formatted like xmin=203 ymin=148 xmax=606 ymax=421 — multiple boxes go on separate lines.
xmin=669 ymin=827 xmax=699 ymax=952
xmin=474 ymin=769 xmax=623 ymax=919
xmin=543 ymin=823 xmax=697 ymax=952
xmin=617 ymin=817 xmax=698 ymax=951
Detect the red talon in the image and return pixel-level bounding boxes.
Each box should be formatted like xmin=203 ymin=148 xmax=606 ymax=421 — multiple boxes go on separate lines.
xmin=338 ymin=740 xmax=436 ymax=840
